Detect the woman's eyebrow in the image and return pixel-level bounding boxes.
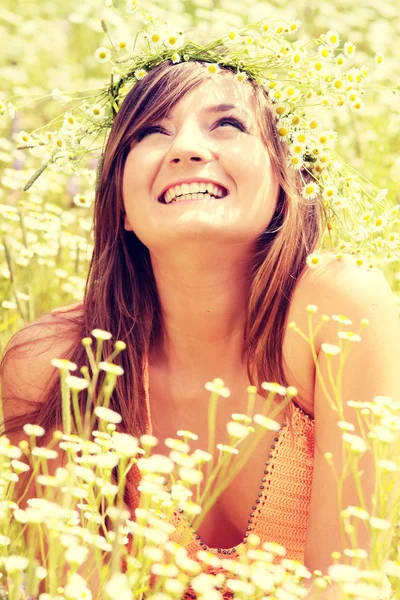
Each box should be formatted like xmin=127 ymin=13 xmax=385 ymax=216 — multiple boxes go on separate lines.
xmin=164 ymin=103 xmax=250 ymax=120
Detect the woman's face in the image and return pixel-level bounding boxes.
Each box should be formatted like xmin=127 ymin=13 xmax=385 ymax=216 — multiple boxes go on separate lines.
xmin=122 ymin=73 xmax=280 ymax=254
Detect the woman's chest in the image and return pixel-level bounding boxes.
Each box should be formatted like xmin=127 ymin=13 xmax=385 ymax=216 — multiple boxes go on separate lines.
xmin=146 ymin=328 xmax=315 ymax=549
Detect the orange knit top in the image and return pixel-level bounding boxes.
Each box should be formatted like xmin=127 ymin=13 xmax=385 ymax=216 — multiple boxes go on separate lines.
xmin=130 ymin=356 xmax=315 ymax=565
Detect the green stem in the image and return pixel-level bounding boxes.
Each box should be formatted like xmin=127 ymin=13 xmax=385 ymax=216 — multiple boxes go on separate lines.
xmin=206 ymin=391 xmax=219 ymax=481
xmin=60 ymin=370 xmax=72 ymax=435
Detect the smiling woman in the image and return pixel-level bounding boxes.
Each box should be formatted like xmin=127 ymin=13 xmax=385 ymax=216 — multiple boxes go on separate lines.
xmin=1 ymin=56 xmax=399 ymax=599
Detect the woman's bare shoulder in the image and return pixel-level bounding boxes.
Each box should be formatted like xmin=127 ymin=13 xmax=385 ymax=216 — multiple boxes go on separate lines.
xmin=294 ymin=252 xmax=388 ymax=302
xmin=1 ymin=302 xmax=84 ymax=410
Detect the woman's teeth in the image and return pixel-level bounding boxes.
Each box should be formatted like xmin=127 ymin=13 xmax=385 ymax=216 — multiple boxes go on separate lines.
xmin=166 ymin=192 xmax=219 ymax=203
xmin=163 ymin=182 xmax=226 ymax=204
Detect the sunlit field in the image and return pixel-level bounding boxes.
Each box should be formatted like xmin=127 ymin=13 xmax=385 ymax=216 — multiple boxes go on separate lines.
xmin=0 ymin=0 xmax=400 ymax=598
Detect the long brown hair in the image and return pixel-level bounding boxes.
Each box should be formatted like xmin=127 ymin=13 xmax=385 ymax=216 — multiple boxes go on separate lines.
xmin=1 ymin=59 xmax=323 ymax=504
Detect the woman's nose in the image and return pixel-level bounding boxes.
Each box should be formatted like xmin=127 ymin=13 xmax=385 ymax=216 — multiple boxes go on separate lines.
xmin=166 ymin=123 xmax=213 ymax=166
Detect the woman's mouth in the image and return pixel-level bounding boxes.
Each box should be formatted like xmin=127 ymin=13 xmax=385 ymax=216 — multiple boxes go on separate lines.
xmin=157 ymin=182 xmax=230 ymax=204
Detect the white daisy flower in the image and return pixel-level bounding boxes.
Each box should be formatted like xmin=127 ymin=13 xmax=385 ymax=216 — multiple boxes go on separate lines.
xmin=126 ymin=0 xmax=139 ymax=13
xmin=134 ymin=68 xmax=147 ymax=80
xmin=288 ymin=19 xmax=301 ymax=33
xmin=94 ymin=47 xmax=111 ymax=63
xmin=91 ymin=328 xmax=112 ymax=340
xmin=165 ymin=32 xmax=184 ymax=50
xmin=23 ymin=424 xmax=45 ymax=437
xmin=16 ymin=130 xmax=32 ymax=145
xmin=99 ymin=361 xmax=124 ymax=376
xmin=338 ymin=331 xmax=361 ymax=342
xmin=287 ymin=155 xmax=304 ymax=170
xmin=204 ymin=378 xmax=231 ymax=397
xmin=332 ymin=314 xmax=352 ymax=325
xmin=226 ymin=29 xmax=239 ymax=43
xmin=178 ymin=467 xmax=203 ymax=485
xmin=226 ymin=421 xmax=249 ymax=440
xmin=261 ymin=382 xmax=287 ymax=395
xmin=253 ymin=414 xmax=281 ymax=431
xmin=302 ymin=182 xmax=320 ymax=200
xmin=51 ymin=358 xmax=77 ymax=371
xmin=137 ymin=454 xmax=174 ymax=474
xmin=321 ymin=343 xmax=341 ymax=356
xmin=306 ymin=253 xmax=323 ymax=269
xmin=216 ymin=444 xmax=239 ymax=454
xmin=94 ymin=406 xmax=122 ymax=424
xmin=178 ymin=500 xmax=202 ymax=516
xmin=326 ymin=30 xmax=340 ymax=48
xmin=88 ymin=105 xmax=105 ymax=120
xmin=31 ymin=447 xmax=58 ymax=459
xmin=344 ymin=41 xmax=356 ymax=57
xmin=235 ymin=71 xmax=248 ymax=83
xmin=147 ymin=31 xmax=163 ymax=46
xmin=65 ymin=376 xmax=89 ymax=391
xmin=206 ymin=63 xmax=220 ymax=75
xmin=73 ymin=194 xmax=92 ymax=208
xmin=323 ymin=186 xmax=338 ymax=201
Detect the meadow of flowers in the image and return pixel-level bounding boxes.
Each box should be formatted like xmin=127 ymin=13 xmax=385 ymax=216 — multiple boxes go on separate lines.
xmin=0 ymin=0 xmax=400 ymax=598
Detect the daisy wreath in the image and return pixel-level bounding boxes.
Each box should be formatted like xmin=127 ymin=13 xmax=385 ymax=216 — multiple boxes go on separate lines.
xmin=2 ymin=5 xmax=398 ymax=260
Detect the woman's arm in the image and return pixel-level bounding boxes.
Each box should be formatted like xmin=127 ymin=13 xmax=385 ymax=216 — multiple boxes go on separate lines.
xmin=301 ymin=257 xmax=400 ymax=593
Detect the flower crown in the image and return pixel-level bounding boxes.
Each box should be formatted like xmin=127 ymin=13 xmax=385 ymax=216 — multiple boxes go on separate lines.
xmin=4 ymin=6 xmax=396 ymax=262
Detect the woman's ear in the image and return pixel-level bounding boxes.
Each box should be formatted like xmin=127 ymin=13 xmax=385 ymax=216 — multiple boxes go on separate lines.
xmin=123 ymin=214 xmax=133 ymax=231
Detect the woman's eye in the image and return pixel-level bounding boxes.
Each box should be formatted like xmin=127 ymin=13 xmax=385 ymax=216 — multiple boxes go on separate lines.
xmin=138 ymin=116 xmax=246 ymax=141
xmin=215 ymin=117 xmax=247 ymax=132
xmin=138 ymin=126 xmax=165 ymax=140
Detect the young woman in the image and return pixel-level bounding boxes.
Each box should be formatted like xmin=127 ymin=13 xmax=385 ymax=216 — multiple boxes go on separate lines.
xmin=1 ymin=60 xmax=399 ymax=597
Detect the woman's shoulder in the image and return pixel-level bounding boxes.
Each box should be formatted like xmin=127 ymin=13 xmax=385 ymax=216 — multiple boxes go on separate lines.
xmin=51 ymin=300 xmax=85 ymax=317
xmin=294 ymin=251 xmax=398 ymax=346
xmin=2 ymin=301 xmax=84 ymax=385
xmin=296 ymin=251 xmax=391 ymax=301
xmin=1 ymin=303 xmax=85 ymax=419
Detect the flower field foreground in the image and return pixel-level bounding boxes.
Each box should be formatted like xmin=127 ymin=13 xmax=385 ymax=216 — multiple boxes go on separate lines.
xmin=0 ymin=310 xmax=399 ymax=599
